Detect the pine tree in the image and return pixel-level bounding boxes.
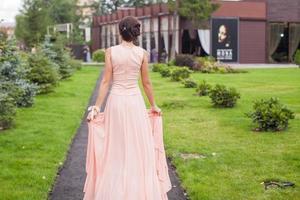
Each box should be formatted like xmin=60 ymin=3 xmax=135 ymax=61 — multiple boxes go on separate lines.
xmin=0 ymin=36 xmax=38 ymax=108
xmin=15 ymin=0 xmax=52 ymax=47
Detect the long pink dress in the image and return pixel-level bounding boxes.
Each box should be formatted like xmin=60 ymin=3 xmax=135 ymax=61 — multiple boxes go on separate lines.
xmin=83 ymin=44 xmax=172 ymax=200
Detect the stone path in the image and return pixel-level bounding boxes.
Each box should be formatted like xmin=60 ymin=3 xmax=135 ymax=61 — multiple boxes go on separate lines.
xmin=48 ymin=69 xmax=187 ymax=200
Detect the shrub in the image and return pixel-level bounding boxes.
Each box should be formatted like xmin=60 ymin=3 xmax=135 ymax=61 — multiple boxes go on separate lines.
xmin=167 ymin=59 xmax=176 ymax=66
xmin=159 ymin=66 xmax=172 ymax=77
xmin=57 ymin=51 xmax=75 ymax=79
xmin=209 ymin=84 xmax=240 ymax=107
xmin=0 ymin=79 xmax=37 ymax=107
xmin=0 ymin=39 xmax=28 ymax=81
xmin=175 ymin=54 xmax=195 ymax=69
xmin=26 ymin=51 xmax=60 ymax=94
xmin=68 ymin=59 xmax=82 ymax=70
xmin=196 ymin=80 xmax=211 ymax=96
xmin=93 ymin=49 xmax=105 ymax=62
xmin=170 ymin=66 xmax=193 ymax=81
xmin=246 ymin=98 xmax=295 ymax=131
xmin=152 ymin=63 xmax=167 ymax=72
xmin=0 ymin=93 xmax=16 ymax=130
xmin=215 ymin=62 xmax=248 ymax=74
xmin=295 ymin=50 xmax=300 ymax=66
xmin=181 ymin=78 xmax=197 ymax=88
xmin=194 ymin=56 xmax=217 ymax=72
xmin=194 ymin=56 xmax=247 ymax=73
xmin=0 ymin=80 xmax=22 ymax=104
xmin=14 ymin=79 xmax=38 ymax=107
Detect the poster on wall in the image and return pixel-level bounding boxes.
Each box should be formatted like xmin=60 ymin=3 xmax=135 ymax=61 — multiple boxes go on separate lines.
xmin=211 ymin=18 xmax=239 ymax=62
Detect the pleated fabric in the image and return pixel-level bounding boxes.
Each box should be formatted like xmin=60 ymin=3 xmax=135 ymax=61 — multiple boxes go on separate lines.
xmin=83 ymin=44 xmax=171 ymax=200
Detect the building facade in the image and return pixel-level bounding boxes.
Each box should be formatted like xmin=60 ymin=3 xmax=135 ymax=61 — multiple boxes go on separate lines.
xmin=91 ymin=0 xmax=300 ymax=63
xmin=77 ymin=0 xmax=97 ymax=42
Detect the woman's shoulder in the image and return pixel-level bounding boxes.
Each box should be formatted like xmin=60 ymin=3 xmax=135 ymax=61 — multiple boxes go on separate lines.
xmin=109 ymin=44 xmax=120 ymax=50
xmin=134 ymin=46 xmax=148 ymax=55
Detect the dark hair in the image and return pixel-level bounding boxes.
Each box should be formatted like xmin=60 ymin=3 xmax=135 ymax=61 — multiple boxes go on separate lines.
xmin=119 ymin=16 xmax=141 ymax=42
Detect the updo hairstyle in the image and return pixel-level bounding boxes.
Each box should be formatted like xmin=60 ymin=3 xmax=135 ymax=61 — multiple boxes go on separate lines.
xmin=119 ymin=16 xmax=141 ymax=42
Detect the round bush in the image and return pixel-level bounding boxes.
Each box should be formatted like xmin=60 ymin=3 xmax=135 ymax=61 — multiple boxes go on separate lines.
xmin=92 ymin=49 xmax=105 ymax=62
xmin=152 ymin=63 xmax=167 ymax=72
xmin=181 ymin=78 xmax=197 ymax=88
xmin=295 ymin=50 xmax=300 ymax=66
xmin=209 ymin=84 xmax=240 ymax=107
xmin=246 ymin=98 xmax=295 ymax=131
xmin=159 ymin=67 xmax=172 ymax=77
xmin=170 ymin=66 xmax=192 ymax=81
xmin=196 ymin=80 xmax=211 ymax=96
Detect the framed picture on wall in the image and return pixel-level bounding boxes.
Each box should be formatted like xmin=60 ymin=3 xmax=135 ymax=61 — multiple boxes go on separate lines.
xmin=211 ymin=17 xmax=239 ymax=62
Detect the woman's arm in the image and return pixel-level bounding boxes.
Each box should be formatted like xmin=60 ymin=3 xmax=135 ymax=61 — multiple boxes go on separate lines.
xmin=95 ymin=48 xmax=113 ymax=108
xmin=140 ymin=51 xmax=161 ymax=114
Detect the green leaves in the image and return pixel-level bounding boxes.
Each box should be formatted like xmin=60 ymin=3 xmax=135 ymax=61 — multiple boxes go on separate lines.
xmin=209 ymin=84 xmax=240 ymax=108
xmin=246 ymin=98 xmax=295 ymax=131
xmin=181 ymin=78 xmax=197 ymax=88
xmin=15 ymin=0 xmax=52 ymax=47
xmin=170 ymin=66 xmax=193 ymax=81
xmin=295 ymin=50 xmax=300 ymax=66
xmin=92 ymin=49 xmax=105 ymax=63
xmin=196 ymin=80 xmax=211 ymax=96
xmin=168 ymin=0 xmax=219 ymax=28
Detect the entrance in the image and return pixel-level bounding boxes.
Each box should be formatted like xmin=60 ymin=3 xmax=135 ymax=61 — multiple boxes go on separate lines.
xmin=181 ymin=29 xmax=201 ymax=56
xmin=270 ymin=22 xmax=300 ymax=63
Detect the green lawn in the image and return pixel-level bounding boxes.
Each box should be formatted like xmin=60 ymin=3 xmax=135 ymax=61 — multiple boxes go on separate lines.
xmin=148 ymin=68 xmax=300 ymax=200
xmin=0 ymin=66 xmax=101 ymax=200
xmin=1 ymin=66 xmax=299 ymax=200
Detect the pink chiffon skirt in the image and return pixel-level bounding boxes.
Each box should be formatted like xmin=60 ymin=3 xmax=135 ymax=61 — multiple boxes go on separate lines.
xmin=83 ymin=91 xmax=171 ymax=200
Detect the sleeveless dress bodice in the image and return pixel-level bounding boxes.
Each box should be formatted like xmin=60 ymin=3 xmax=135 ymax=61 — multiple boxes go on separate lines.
xmin=110 ymin=44 xmax=144 ymax=95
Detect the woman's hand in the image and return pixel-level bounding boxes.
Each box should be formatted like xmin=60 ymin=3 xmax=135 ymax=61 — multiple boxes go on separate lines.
xmin=150 ymin=105 xmax=162 ymax=116
xmin=86 ymin=106 xmax=100 ymax=121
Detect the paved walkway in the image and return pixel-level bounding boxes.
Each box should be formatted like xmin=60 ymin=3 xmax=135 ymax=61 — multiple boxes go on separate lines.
xmin=229 ymin=63 xmax=298 ymax=69
xmin=48 ymin=70 xmax=187 ymax=200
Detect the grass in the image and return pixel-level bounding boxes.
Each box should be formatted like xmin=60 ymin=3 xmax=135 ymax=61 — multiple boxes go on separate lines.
xmin=0 ymin=66 xmax=101 ymax=200
xmin=1 ymin=65 xmax=299 ymax=200
xmin=147 ymin=68 xmax=300 ymax=200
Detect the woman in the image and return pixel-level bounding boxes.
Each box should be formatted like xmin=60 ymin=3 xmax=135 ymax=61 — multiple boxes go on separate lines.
xmin=83 ymin=16 xmax=171 ymax=200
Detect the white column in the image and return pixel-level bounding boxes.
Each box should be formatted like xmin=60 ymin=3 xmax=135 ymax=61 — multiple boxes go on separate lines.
xmin=174 ymin=15 xmax=179 ymax=54
xmin=153 ymin=18 xmax=159 ymax=51
xmin=161 ymin=16 xmax=169 ymax=54
xmin=107 ymin=25 xmax=111 ymax=47
xmin=144 ymin=18 xmax=151 ymax=53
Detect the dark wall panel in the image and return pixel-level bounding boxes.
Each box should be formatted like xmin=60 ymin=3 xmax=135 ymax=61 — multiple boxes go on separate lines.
xmin=239 ymin=20 xmax=266 ymax=63
xmin=267 ymin=0 xmax=300 ymax=22
xmin=91 ymin=27 xmax=100 ymax=52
